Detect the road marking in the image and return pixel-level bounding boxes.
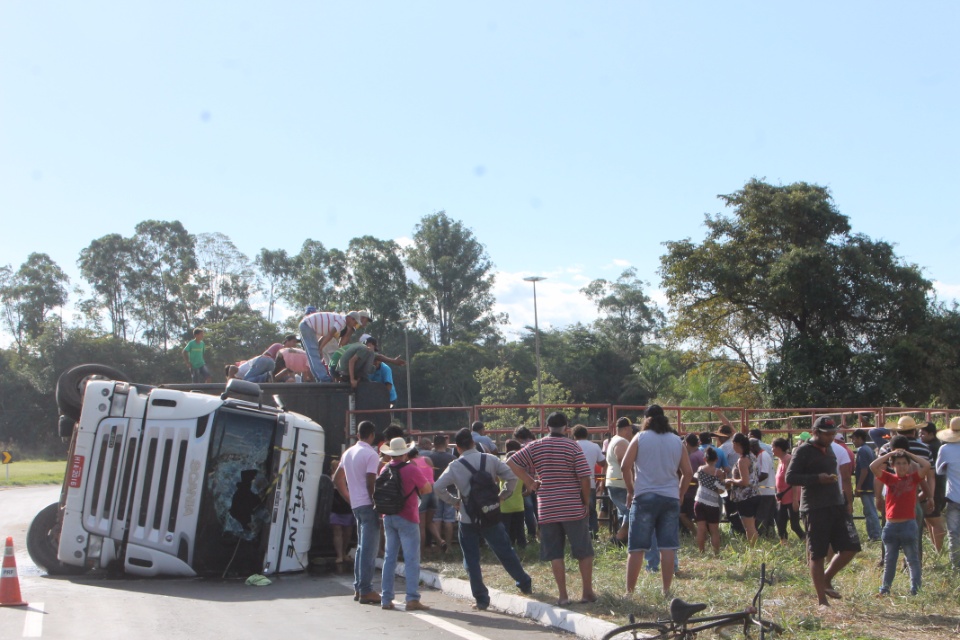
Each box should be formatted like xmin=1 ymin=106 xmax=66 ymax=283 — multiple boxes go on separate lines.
xmin=407 ymin=612 xmax=493 ymax=640
xmin=23 ymin=602 xmax=44 ymax=638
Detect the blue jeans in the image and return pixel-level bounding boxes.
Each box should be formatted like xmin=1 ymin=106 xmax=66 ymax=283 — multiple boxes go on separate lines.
xmin=945 ymin=501 xmax=960 ymax=569
xmin=523 ymin=494 xmax=538 ymax=538
xmin=628 ymin=493 xmax=681 ymax=552
xmin=607 ymin=487 xmax=629 ymax=527
xmin=381 ymin=515 xmax=421 ymax=604
xmin=352 ymin=505 xmax=380 ymax=594
xmin=645 ymin=533 xmax=680 ymax=572
xmin=242 ymin=355 xmax=275 ymax=383
xmin=298 ymin=320 xmax=333 ymax=382
xmin=860 ymin=493 xmax=882 ymax=541
xmin=459 ymin=521 xmax=532 ymax=608
xmin=588 ymin=488 xmax=598 ymax=534
xmin=881 ymin=520 xmax=921 ymax=594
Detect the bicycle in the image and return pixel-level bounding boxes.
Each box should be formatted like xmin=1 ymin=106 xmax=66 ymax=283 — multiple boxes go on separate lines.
xmin=602 ymin=563 xmax=783 ymax=639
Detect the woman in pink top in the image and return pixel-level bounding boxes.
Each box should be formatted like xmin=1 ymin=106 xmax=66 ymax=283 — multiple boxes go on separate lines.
xmin=772 ymin=437 xmax=805 ymax=544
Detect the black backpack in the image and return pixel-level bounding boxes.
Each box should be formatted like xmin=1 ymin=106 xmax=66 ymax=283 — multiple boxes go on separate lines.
xmin=458 ymin=454 xmax=502 ymax=527
xmin=373 ymin=462 xmax=417 ymax=515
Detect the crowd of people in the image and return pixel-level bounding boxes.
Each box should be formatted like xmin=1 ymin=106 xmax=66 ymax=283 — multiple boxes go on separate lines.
xmin=328 ymin=407 xmax=960 ymax=612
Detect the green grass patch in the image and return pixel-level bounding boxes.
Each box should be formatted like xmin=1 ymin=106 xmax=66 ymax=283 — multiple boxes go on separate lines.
xmin=420 ymin=515 xmax=960 ymax=640
xmin=0 ymin=459 xmax=66 ymax=486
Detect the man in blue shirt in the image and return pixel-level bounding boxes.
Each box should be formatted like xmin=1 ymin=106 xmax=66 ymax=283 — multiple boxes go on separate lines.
xmin=851 ymin=429 xmax=881 ymax=542
xmin=362 ymin=336 xmax=397 ymax=404
xmin=936 ymin=416 xmax=960 ymax=570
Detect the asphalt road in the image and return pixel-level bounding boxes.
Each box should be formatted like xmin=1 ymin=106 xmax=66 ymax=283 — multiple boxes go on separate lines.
xmin=1 ymin=485 xmax=570 ymax=640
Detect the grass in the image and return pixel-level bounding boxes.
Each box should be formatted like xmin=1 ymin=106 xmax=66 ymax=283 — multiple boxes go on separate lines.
xmin=0 ymin=459 xmax=66 ymax=486
xmin=420 ymin=515 xmax=960 ymax=639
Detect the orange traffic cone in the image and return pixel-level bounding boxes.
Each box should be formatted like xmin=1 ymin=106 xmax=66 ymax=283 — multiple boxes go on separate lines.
xmin=0 ymin=536 xmax=28 ymax=607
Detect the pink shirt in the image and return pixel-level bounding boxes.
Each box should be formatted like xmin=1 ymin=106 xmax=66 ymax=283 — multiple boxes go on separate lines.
xmin=278 ymin=348 xmax=310 ymax=373
xmin=381 ymin=460 xmax=432 ymax=523
xmin=341 ymin=441 xmax=379 ymax=509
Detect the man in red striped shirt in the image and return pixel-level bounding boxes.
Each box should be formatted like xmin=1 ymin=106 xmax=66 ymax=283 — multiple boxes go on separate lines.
xmin=508 ymin=412 xmax=597 ymax=606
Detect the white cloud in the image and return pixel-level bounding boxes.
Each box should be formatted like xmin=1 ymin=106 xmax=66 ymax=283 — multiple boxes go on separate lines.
xmin=492 ymin=268 xmax=600 ymax=341
xmin=933 ymin=281 xmax=960 ymax=304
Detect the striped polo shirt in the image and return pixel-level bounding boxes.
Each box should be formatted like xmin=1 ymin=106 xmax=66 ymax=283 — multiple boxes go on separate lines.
xmin=510 ymin=434 xmax=593 ymax=524
xmin=301 ymin=312 xmax=346 ymax=336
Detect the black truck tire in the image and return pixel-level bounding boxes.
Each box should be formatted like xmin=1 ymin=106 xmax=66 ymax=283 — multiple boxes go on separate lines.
xmin=56 ymin=364 xmax=128 ymax=422
xmin=315 ymin=474 xmax=334 ymax=531
xmin=27 ymin=503 xmax=89 ymax=575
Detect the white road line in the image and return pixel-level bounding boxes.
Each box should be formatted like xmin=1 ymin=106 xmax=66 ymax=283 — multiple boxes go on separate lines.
xmin=23 ymin=602 xmax=44 ymax=638
xmin=407 ymin=612 xmax=494 ymax=640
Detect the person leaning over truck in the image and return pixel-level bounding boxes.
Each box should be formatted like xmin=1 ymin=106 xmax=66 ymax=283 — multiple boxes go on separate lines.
xmin=182 ymin=328 xmax=211 ymax=383
xmin=333 ymin=420 xmax=382 ymax=604
xmin=298 ymin=310 xmax=362 ymax=382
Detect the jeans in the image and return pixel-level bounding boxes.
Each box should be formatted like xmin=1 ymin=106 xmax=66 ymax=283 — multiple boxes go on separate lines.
xmin=242 ymin=355 xmax=275 ymax=383
xmin=945 ymin=501 xmax=960 ymax=569
xmin=588 ymin=488 xmax=598 ymax=534
xmin=607 ymin=486 xmax=629 ymax=528
xmin=298 ymin=320 xmax=333 ymax=382
xmin=860 ymin=494 xmax=882 ymax=541
xmin=629 ymin=493 xmax=681 ymax=552
xmin=523 ymin=494 xmax=538 ymax=538
xmin=775 ymin=503 xmax=805 ymax=541
xmin=645 ymin=533 xmax=680 ymax=572
xmin=459 ymin=521 xmax=532 ymax=608
xmin=881 ymin=520 xmax=921 ymax=594
xmin=381 ymin=515 xmax=421 ymax=604
xmin=352 ymin=505 xmax=380 ymax=594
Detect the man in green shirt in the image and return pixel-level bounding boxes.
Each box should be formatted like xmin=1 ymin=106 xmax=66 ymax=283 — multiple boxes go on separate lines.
xmin=182 ymin=328 xmax=211 ymax=383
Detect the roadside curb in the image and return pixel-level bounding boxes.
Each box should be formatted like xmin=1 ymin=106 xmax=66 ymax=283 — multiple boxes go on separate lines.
xmin=375 ymin=558 xmax=619 ymax=640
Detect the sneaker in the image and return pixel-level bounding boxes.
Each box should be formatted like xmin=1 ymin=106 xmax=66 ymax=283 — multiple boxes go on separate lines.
xmin=359 ymin=591 xmax=381 ymax=604
xmin=471 ymin=602 xmax=489 ymax=611
xmin=406 ymin=600 xmax=431 ymax=611
xmin=382 ymin=602 xmax=395 ymax=610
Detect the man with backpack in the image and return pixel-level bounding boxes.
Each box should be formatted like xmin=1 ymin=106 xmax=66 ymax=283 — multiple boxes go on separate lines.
xmin=375 ymin=437 xmax=434 ymax=611
xmin=434 ymin=428 xmax=534 ymax=611
xmin=507 ymin=412 xmax=598 ymax=606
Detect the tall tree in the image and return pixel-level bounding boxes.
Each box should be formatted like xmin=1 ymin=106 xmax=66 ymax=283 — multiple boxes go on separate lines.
xmin=195 ymin=232 xmax=254 ymax=322
xmin=255 ymin=248 xmax=293 ymax=323
xmin=660 ymin=179 xmax=931 ymax=406
xmin=133 ymin=220 xmax=198 ymax=348
xmin=78 ymin=234 xmax=144 ymax=340
xmin=406 ymin=211 xmax=500 ymax=346
xmin=581 ymin=267 xmax=664 ymax=357
xmin=0 ymin=253 xmax=69 ymax=353
xmin=282 ymin=240 xmax=345 ymax=314
xmin=342 ymin=236 xmax=410 ymax=346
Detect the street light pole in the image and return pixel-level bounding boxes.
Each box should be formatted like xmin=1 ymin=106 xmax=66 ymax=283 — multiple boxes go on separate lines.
xmin=523 ymin=276 xmax=546 ymax=407
xmin=404 ymin=319 xmax=413 ymax=432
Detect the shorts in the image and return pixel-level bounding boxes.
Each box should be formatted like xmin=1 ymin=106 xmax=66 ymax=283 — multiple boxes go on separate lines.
xmin=330 ymin=511 xmax=354 ymax=527
xmin=694 ymin=501 xmax=721 ymax=524
xmin=803 ymin=504 xmax=862 ymax=560
xmin=434 ymin=499 xmax=458 ymax=523
xmin=191 ymin=365 xmax=211 ymax=383
xmin=628 ymin=492 xmax=680 ymax=552
xmin=539 ymin=518 xmax=594 ymax=561
xmin=681 ymin=494 xmax=696 ymax=520
xmin=733 ymin=496 xmax=761 ymax=519
xmin=419 ymin=492 xmax=437 ymax=512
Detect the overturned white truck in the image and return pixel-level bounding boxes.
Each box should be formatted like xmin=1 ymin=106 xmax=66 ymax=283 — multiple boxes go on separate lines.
xmin=27 ymin=364 xmax=389 ymax=577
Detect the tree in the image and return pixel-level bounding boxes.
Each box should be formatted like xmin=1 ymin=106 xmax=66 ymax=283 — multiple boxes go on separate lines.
xmin=195 ymin=232 xmax=254 ymax=322
xmin=0 ymin=253 xmax=69 ymax=353
xmin=660 ymin=179 xmax=932 ymax=406
xmin=282 ymin=240 xmax=344 ymax=314
xmin=255 ymin=248 xmax=293 ymax=323
xmin=342 ymin=236 xmax=409 ymax=342
xmin=406 ymin=212 xmax=501 ymax=346
xmin=133 ymin=220 xmax=198 ymax=348
xmin=78 ymin=234 xmax=144 ymax=340
xmin=475 ymin=365 xmax=525 ymax=431
xmin=626 ymin=347 xmax=683 ymax=403
xmin=581 ymin=268 xmax=664 ymax=357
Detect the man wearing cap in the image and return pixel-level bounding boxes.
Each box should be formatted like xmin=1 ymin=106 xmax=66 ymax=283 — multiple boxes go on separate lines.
xmin=298 ymin=310 xmax=361 ymax=382
xmin=936 ymin=416 xmax=960 ymax=570
xmin=508 ymin=412 xmax=597 ymax=606
xmin=333 ymin=421 xmax=382 ymax=604
xmin=786 ymin=416 xmax=861 ymax=606
xmin=377 ymin=436 xmax=434 ymax=611
xmin=434 ymin=428 xmax=534 ymax=610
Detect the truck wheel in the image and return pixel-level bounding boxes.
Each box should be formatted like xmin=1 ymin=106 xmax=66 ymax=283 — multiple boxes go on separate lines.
xmin=27 ymin=503 xmax=89 ymax=576
xmin=56 ymin=364 xmax=128 ymax=422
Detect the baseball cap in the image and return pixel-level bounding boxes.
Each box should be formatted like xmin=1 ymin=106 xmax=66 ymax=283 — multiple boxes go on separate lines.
xmin=283 ymin=333 xmax=301 ymax=343
xmin=812 ymin=416 xmax=837 ymax=432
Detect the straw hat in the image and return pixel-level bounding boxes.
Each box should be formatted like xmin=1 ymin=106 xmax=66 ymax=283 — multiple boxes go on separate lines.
xmin=888 ymin=416 xmax=919 ymax=432
xmin=380 ymin=437 xmax=415 ymax=457
xmin=938 ymin=416 xmax=960 ymax=444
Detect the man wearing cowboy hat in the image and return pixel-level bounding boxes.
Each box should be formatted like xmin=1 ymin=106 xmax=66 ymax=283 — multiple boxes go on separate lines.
xmin=936 ymin=416 xmax=960 ymax=570
xmin=377 ymin=436 xmax=434 ymax=611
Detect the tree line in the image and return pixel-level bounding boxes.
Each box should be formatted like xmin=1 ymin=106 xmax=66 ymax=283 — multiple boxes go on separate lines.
xmin=3 ymin=181 xmax=959 ymax=458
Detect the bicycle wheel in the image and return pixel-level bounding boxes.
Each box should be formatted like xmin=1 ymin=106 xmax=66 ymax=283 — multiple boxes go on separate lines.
xmin=602 ymin=622 xmax=674 ymax=640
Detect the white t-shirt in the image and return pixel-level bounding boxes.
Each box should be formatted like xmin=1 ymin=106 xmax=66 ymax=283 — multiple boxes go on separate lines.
xmin=578 ymin=439 xmax=605 ymax=468
xmin=757 ymin=450 xmax=776 ymax=496
xmin=831 ymin=441 xmax=851 ymax=493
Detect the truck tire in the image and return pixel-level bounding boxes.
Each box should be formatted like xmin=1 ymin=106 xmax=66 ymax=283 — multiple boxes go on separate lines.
xmin=56 ymin=364 xmax=128 ymax=422
xmin=27 ymin=503 xmax=89 ymax=576
xmin=315 ymin=474 xmax=334 ymax=530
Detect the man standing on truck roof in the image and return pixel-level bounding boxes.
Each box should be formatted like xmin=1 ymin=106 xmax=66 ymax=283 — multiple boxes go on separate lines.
xmin=333 ymin=420 xmax=382 ymax=604
xmin=298 ymin=310 xmax=363 ymax=382
xmin=182 ymin=328 xmax=211 ymax=383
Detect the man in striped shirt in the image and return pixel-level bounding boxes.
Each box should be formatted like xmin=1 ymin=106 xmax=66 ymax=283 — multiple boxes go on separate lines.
xmin=298 ymin=310 xmax=365 ymax=382
xmin=508 ymin=412 xmax=597 ymax=606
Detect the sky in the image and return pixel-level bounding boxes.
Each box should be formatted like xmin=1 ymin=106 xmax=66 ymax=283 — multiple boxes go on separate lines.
xmin=1 ymin=2 xmax=958 ymax=342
